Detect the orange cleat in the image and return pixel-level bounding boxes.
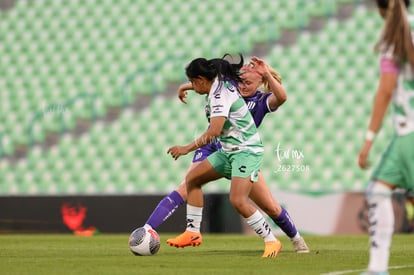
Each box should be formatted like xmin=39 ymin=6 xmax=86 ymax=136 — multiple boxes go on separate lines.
xmin=166 ymin=230 xmax=202 ymax=248
xmin=262 ymin=240 xmax=282 ymax=258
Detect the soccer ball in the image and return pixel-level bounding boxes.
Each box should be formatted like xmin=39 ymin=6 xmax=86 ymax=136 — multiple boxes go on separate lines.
xmin=128 ymin=227 xmax=160 ymax=256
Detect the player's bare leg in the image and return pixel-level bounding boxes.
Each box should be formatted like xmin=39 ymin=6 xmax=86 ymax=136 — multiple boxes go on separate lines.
xmin=166 ymin=160 xmax=221 ymax=248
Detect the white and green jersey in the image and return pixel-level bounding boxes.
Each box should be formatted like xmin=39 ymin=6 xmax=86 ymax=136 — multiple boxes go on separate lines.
xmin=206 ymin=78 xmax=264 ymax=153
xmin=381 ymin=15 xmax=414 ymax=136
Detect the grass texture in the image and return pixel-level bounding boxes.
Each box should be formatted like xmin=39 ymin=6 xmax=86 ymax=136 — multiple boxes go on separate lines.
xmin=1 ymin=234 xmax=414 ymax=275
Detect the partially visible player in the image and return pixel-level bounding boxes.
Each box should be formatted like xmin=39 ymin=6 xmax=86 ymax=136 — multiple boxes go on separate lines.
xmin=142 ymin=56 xmax=309 ymax=253
xmin=357 ymin=0 xmax=414 ymax=274
xmin=166 ymin=54 xmax=282 ymax=257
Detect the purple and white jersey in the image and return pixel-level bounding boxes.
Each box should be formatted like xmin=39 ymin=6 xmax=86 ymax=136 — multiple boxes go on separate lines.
xmin=244 ymin=91 xmax=276 ymax=127
xmin=192 ymin=90 xmax=276 ymax=162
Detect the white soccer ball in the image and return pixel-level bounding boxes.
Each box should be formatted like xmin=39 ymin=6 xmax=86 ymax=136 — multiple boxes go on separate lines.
xmin=128 ymin=227 xmax=160 ymax=256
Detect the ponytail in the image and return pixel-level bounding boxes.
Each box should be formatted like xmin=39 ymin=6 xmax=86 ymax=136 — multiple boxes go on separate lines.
xmin=185 ymin=54 xmax=244 ymax=84
xmin=375 ymin=0 xmax=414 ymax=68
xmin=208 ymin=54 xmax=244 ymax=84
xmin=263 ymin=66 xmax=283 ymax=93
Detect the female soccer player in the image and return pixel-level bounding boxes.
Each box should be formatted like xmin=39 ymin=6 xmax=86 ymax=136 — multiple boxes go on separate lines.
xmin=143 ymin=56 xmax=309 ymax=253
xmin=357 ymin=0 xmax=414 ymax=274
xmin=165 ymin=54 xmax=281 ymax=257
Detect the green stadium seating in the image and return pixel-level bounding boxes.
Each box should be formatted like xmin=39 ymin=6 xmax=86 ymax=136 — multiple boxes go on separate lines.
xmin=307 ymin=0 xmax=338 ymax=17
xmin=1 ymin=1 xmax=398 ymax=195
xmin=1 ymin=0 xmax=323 ymax=153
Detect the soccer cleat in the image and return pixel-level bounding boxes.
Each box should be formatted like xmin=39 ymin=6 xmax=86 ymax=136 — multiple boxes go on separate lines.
xmin=166 ymin=230 xmax=202 ymax=248
xmin=262 ymin=240 xmax=282 ymax=258
xmin=292 ymin=237 xmax=310 ymax=253
xmin=360 ymin=271 xmax=389 ymax=275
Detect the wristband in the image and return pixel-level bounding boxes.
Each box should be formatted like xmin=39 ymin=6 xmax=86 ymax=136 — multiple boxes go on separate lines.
xmin=365 ymin=130 xmax=376 ymax=141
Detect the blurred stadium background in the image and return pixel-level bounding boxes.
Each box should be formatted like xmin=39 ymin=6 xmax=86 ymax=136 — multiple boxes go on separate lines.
xmin=1 ymin=0 xmax=413 ymax=233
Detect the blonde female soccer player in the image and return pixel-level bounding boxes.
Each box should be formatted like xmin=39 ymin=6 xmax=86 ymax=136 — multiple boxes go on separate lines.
xmin=358 ymin=0 xmax=414 ymax=274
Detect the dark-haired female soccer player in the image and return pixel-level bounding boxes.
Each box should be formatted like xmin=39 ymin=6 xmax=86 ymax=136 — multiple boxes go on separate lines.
xmin=166 ymin=54 xmax=281 ymax=257
xmin=141 ymin=56 xmax=309 ymax=256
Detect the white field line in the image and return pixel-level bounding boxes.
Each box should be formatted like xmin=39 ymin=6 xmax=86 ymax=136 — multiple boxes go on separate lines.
xmin=320 ymin=265 xmax=414 ymax=275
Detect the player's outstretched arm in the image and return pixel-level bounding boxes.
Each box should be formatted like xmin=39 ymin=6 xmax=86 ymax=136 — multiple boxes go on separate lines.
xmin=167 ymin=117 xmax=225 ymax=160
xmin=177 ymin=82 xmax=193 ymax=104
xmin=250 ymin=56 xmax=287 ymax=110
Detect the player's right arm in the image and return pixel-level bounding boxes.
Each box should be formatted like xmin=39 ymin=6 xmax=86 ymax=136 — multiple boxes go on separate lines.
xmin=167 ymin=117 xmax=225 ymax=160
xmin=177 ymin=82 xmax=193 ymax=104
xmin=358 ymin=59 xmax=398 ymax=169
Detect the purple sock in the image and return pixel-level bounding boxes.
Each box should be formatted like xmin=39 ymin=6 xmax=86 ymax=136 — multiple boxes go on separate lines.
xmin=272 ymin=207 xmax=298 ymax=239
xmin=145 ymin=190 xmax=185 ymax=229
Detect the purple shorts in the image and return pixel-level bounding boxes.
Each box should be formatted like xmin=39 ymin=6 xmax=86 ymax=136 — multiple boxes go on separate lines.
xmin=192 ymin=141 xmax=222 ymax=163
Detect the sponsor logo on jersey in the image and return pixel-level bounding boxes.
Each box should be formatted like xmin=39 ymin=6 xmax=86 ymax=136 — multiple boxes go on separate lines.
xmin=246 ymin=101 xmax=256 ymax=110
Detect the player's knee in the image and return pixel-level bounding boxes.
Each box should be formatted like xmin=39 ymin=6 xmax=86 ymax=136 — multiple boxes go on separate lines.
xmin=365 ymin=180 xmax=393 ymax=203
xmin=229 ymin=195 xmax=248 ymax=213
xmin=228 ymin=195 xmax=240 ymax=209
xmin=365 ymin=180 xmax=393 ymax=221
xmin=184 ymin=174 xmax=200 ymax=190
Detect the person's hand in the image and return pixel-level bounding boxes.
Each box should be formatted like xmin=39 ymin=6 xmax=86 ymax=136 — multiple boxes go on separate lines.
xmin=249 ymin=56 xmax=268 ymax=77
xmin=177 ymin=83 xmax=193 ymax=104
xmin=358 ymin=140 xmax=373 ymax=169
xmin=167 ymin=145 xmax=190 ymax=160
xmin=178 ymin=89 xmax=188 ymax=104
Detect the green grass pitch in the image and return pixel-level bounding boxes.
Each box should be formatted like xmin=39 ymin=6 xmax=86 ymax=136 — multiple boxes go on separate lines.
xmin=1 ymin=234 xmax=413 ymax=275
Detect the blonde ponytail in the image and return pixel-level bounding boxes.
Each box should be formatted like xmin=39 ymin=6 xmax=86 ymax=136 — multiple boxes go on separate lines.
xmin=263 ymin=66 xmax=282 ymax=93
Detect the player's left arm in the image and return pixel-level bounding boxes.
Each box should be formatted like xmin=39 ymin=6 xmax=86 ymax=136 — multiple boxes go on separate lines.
xmin=264 ymin=71 xmax=287 ymax=111
xmin=167 ymin=117 xmax=225 ymax=160
xmin=250 ymin=56 xmax=287 ymax=110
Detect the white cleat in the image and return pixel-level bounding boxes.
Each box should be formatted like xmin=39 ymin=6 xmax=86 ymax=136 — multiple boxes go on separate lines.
xmin=292 ymin=237 xmax=310 ymax=253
